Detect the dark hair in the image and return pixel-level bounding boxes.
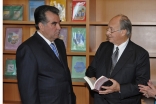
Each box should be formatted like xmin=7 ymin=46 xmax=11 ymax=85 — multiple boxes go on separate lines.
xmin=116 ymin=14 xmax=132 ymax=38
xmin=34 ymin=5 xmax=59 ymax=30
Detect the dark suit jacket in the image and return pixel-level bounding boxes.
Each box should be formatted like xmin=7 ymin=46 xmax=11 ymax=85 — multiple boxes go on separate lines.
xmin=86 ymin=40 xmax=150 ymax=104
xmin=16 ymin=32 xmax=76 ymax=104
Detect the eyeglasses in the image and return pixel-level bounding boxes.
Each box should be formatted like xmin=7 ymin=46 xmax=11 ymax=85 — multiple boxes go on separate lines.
xmin=106 ymin=28 xmax=120 ymax=33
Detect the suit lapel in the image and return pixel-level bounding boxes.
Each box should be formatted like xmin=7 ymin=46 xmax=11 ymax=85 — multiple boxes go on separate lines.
xmin=111 ymin=41 xmax=133 ymax=77
xmin=105 ymin=45 xmax=114 ymax=77
xmin=54 ymin=40 xmax=70 ymax=77
xmin=34 ymin=33 xmax=62 ymax=66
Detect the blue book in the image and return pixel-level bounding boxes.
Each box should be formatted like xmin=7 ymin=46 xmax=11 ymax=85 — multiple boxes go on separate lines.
xmin=29 ymin=0 xmax=45 ymax=21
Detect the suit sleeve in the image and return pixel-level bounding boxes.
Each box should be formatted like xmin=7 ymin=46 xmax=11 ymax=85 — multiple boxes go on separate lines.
xmin=16 ymin=44 xmax=40 ymax=104
xmin=120 ymin=50 xmax=150 ymax=99
xmin=85 ymin=43 xmax=103 ymax=77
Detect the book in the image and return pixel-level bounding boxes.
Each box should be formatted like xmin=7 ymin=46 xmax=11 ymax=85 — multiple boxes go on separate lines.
xmin=5 ymin=59 xmax=16 ymax=76
xmin=59 ymin=27 xmax=68 ymax=48
xmin=84 ymin=76 xmax=113 ymax=91
xmin=29 ymin=0 xmax=45 ymax=21
xmin=72 ymin=1 xmax=86 ymax=21
xmin=3 ymin=5 xmax=23 ymax=20
xmin=4 ymin=28 xmax=23 ymax=50
xmin=50 ymin=0 xmax=66 ymax=21
xmin=71 ymin=27 xmax=86 ymax=51
xmin=71 ymin=56 xmax=86 ymax=78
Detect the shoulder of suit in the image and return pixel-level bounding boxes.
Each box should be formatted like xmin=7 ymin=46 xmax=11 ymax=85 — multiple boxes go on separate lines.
xmin=129 ymin=40 xmax=148 ymax=54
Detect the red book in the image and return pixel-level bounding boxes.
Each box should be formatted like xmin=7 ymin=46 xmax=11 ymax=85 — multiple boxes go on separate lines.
xmin=72 ymin=0 xmax=86 ymax=21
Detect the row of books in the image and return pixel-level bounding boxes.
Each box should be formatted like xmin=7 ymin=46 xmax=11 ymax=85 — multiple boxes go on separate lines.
xmin=4 ymin=56 xmax=86 ymax=78
xmin=4 ymin=27 xmax=86 ymax=51
xmin=3 ymin=0 xmax=86 ymax=21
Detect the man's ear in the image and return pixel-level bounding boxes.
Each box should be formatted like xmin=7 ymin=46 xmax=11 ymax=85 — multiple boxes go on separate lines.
xmin=38 ymin=22 xmax=44 ymax=31
xmin=121 ymin=29 xmax=127 ymax=36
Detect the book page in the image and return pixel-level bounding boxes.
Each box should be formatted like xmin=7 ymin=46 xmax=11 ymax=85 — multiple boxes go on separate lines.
xmin=94 ymin=76 xmax=109 ymax=90
xmin=84 ymin=76 xmax=96 ymax=90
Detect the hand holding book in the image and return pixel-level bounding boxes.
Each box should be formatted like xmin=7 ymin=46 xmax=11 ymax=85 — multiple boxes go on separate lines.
xmin=84 ymin=76 xmax=113 ymax=91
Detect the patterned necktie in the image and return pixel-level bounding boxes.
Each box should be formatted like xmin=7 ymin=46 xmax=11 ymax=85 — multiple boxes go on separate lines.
xmin=50 ymin=43 xmax=59 ymax=59
xmin=110 ymin=47 xmax=119 ymax=75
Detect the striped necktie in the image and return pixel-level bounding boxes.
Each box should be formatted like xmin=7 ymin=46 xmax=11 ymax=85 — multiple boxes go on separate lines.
xmin=50 ymin=43 xmax=59 ymax=59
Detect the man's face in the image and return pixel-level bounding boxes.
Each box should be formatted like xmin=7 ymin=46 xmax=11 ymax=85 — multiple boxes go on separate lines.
xmin=40 ymin=11 xmax=61 ymax=42
xmin=106 ymin=16 xmax=123 ymax=45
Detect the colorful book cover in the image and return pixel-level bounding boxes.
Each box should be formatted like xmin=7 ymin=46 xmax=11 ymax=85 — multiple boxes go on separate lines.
xmin=71 ymin=56 xmax=86 ymax=78
xmin=5 ymin=59 xmax=16 ymax=76
xmin=71 ymin=27 xmax=86 ymax=51
xmin=72 ymin=1 xmax=86 ymax=21
xmin=5 ymin=28 xmax=22 ymax=50
xmin=50 ymin=0 xmax=66 ymax=21
xmin=29 ymin=0 xmax=45 ymax=21
xmin=59 ymin=27 xmax=68 ymax=48
xmin=3 ymin=5 xmax=23 ymax=20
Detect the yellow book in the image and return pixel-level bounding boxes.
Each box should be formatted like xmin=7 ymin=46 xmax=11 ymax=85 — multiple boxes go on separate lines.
xmin=50 ymin=0 xmax=66 ymax=21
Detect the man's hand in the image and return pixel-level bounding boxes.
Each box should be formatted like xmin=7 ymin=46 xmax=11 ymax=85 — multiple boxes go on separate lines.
xmin=99 ymin=79 xmax=120 ymax=94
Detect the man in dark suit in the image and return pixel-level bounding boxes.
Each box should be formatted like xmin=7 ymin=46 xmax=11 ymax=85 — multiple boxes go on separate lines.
xmin=85 ymin=14 xmax=150 ymax=104
xmin=16 ymin=5 xmax=76 ymax=104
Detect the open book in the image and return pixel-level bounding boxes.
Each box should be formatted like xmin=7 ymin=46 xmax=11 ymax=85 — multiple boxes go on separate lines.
xmin=84 ymin=76 xmax=113 ymax=91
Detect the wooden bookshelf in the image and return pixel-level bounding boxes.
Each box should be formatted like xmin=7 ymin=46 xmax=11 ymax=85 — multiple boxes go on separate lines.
xmin=3 ymin=0 xmax=156 ymax=104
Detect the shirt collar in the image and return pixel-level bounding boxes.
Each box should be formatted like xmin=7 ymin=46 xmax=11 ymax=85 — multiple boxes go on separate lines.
xmin=113 ymin=39 xmax=129 ymax=52
xmin=37 ymin=31 xmax=54 ymax=45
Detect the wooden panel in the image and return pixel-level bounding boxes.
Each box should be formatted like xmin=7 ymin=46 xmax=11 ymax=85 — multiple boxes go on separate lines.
xmin=131 ymin=26 xmax=156 ymax=56
xmin=3 ymin=83 xmax=21 ymax=102
xmin=89 ymin=0 xmax=156 ymax=22
xmin=73 ymin=85 xmax=87 ymax=104
xmin=150 ymin=58 xmax=156 ymax=84
xmin=141 ymin=97 xmax=154 ymax=104
xmin=89 ymin=26 xmax=107 ymax=52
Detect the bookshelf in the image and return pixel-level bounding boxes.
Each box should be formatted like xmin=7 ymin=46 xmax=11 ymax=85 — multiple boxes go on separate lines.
xmin=3 ymin=0 xmax=156 ymax=104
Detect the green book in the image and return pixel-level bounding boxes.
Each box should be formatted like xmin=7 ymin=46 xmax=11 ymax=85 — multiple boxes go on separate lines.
xmin=71 ymin=27 xmax=86 ymax=51
xmin=5 ymin=59 xmax=16 ymax=76
xmin=71 ymin=56 xmax=86 ymax=78
xmin=3 ymin=5 xmax=23 ymax=20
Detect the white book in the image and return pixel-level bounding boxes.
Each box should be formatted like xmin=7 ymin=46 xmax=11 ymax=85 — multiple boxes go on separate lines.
xmin=84 ymin=76 xmax=113 ymax=91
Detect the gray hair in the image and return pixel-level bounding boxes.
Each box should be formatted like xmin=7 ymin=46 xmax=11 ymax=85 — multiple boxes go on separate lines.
xmin=116 ymin=14 xmax=132 ymax=37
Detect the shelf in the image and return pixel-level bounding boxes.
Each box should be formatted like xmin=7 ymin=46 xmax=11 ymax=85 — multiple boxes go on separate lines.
xmin=3 ymin=21 xmax=35 ymax=25
xmin=149 ymin=53 xmax=156 ymax=57
xmin=67 ymin=52 xmax=86 ymax=56
xmin=3 ymin=51 xmax=16 ymax=54
xmin=89 ymin=21 xmax=156 ymax=26
xmin=132 ymin=22 xmax=156 ymax=26
xmin=3 ymin=101 xmax=21 ymax=104
xmin=89 ymin=22 xmax=108 ymax=26
xmin=3 ymin=20 xmax=87 ymax=26
xmin=3 ymin=76 xmax=17 ymax=83
xmin=3 ymin=76 xmax=86 ymax=86
xmin=72 ymin=78 xmax=86 ymax=86
xmin=89 ymin=52 xmax=95 ymax=56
